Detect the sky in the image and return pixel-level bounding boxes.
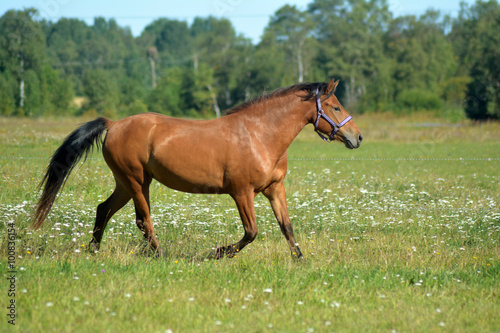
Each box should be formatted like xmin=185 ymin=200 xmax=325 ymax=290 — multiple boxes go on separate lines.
xmin=0 ymin=0 xmax=474 ymax=43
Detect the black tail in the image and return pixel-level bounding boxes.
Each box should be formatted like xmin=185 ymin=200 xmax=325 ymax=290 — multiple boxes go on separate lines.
xmin=32 ymin=117 xmax=109 ymax=229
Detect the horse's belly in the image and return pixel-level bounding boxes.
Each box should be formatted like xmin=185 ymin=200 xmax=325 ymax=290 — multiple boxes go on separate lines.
xmin=149 ymin=158 xmax=226 ymax=194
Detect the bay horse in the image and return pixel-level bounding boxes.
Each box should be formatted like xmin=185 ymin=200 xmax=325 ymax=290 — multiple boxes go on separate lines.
xmin=33 ymin=79 xmax=362 ymax=259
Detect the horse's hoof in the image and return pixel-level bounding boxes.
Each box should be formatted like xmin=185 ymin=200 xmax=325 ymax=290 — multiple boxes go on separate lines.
xmin=149 ymin=248 xmax=164 ymax=258
xmin=209 ymin=248 xmax=226 ymax=260
xmin=88 ymin=241 xmax=100 ymax=254
xmin=290 ymin=251 xmax=304 ymax=260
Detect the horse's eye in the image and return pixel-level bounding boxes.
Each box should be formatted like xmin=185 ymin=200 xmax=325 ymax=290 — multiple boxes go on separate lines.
xmin=334 ymin=107 xmax=341 ymax=112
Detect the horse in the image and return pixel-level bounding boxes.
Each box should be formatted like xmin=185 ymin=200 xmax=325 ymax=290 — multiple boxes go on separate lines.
xmin=32 ymin=78 xmax=362 ymax=259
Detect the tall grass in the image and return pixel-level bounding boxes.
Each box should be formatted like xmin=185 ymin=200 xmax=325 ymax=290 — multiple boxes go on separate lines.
xmin=1 ymin=114 xmax=499 ymax=332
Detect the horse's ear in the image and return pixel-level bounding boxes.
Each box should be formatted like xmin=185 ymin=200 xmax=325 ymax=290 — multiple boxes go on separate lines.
xmin=325 ymin=79 xmax=339 ymax=95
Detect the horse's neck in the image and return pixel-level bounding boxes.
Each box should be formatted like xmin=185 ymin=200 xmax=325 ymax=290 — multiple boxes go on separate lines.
xmin=240 ymin=94 xmax=313 ymax=158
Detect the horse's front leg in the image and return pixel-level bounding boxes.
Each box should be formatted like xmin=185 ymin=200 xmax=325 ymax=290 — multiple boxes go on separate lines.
xmin=263 ymin=182 xmax=303 ymax=258
xmin=213 ymin=192 xmax=257 ymax=259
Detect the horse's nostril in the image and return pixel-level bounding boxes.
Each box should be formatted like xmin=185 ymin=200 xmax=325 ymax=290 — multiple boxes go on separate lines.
xmin=359 ymin=135 xmax=363 ymax=142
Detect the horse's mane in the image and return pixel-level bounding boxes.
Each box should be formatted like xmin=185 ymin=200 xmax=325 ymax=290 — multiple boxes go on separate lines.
xmin=225 ymin=81 xmax=334 ymax=116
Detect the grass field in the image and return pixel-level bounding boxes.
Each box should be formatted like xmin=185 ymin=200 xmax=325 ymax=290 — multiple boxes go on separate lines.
xmin=1 ymin=114 xmax=499 ymax=332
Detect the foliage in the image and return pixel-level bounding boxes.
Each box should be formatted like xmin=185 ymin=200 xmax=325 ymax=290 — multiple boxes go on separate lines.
xmin=146 ymin=67 xmax=184 ymax=116
xmin=397 ymin=89 xmax=444 ymax=112
xmin=0 ymin=74 xmax=16 ymax=115
xmin=0 ymin=1 xmax=499 ymax=119
xmin=82 ymin=69 xmax=119 ymax=115
xmin=450 ymin=0 xmax=500 ymax=119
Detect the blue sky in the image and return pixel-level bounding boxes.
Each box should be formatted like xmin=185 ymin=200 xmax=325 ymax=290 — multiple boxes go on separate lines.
xmin=1 ymin=0 xmax=474 ymax=43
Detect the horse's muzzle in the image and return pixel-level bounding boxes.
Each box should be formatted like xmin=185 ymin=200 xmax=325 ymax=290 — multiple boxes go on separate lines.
xmin=345 ymin=134 xmax=362 ymax=149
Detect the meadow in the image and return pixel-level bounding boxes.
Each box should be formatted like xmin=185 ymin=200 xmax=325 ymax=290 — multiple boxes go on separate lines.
xmin=1 ymin=114 xmax=499 ymax=332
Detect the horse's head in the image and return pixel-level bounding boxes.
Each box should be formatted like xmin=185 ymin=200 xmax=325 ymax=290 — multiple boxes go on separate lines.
xmin=312 ymin=79 xmax=363 ymax=149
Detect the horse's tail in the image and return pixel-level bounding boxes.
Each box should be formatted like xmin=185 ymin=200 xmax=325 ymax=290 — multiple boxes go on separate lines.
xmin=32 ymin=117 xmax=110 ymax=229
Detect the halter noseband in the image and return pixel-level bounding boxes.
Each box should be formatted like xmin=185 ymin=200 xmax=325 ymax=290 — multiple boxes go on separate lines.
xmin=314 ymin=88 xmax=352 ymax=142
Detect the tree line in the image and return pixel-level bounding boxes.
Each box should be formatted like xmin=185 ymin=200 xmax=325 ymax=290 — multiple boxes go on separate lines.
xmin=0 ymin=0 xmax=498 ymax=120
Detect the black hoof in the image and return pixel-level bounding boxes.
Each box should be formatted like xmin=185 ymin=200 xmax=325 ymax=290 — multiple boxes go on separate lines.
xmin=88 ymin=240 xmax=100 ymax=254
xmin=210 ymin=245 xmax=237 ymax=260
xmin=290 ymin=248 xmax=303 ymax=259
xmin=148 ymin=247 xmax=164 ymax=258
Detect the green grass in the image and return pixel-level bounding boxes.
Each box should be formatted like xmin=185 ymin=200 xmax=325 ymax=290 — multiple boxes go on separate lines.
xmin=1 ymin=115 xmax=499 ymax=332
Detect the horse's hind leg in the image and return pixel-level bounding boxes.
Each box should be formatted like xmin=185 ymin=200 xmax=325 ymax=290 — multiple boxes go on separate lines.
xmin=89 ymin=180 xmax=131 ymax=253
xmin=132 ymin=176 xmax=164 ymax=256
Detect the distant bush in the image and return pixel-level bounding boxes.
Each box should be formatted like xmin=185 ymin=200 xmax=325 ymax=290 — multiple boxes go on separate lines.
xmin=440 ymin=76 xmax=471 ymax=106
xmin=397 ymin=89 xmax=444 ymax=112
xmin=0 ymin=75 xmax=16 ymax=116
xmin=437 ymin=107 xmax=467 ymax=123
xmin=123 ymin=99 xmax=148 ymax=116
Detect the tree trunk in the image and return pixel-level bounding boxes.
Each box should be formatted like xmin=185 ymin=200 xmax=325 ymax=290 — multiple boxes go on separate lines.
xmin=207 ymin=84 xmax=221 ymax=118
xmin=193 ymin=53 xmax=198 ymax=72
xmin=19 ymin=56 xmax=25 ymax=109
xmin=297 ymin=38 xmax=305 ymax=83
xmin=149 ymin=58 xmax=156 ymax=89
xmin=245 ymin=86 xmax=250 ymax=101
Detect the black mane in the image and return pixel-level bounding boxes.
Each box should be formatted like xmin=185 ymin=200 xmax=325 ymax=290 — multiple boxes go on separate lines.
xmin=225 ymin=81 xmax=333 ymax=116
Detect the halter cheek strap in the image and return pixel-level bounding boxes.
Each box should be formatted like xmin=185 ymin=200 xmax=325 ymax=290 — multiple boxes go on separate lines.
xmin=314 ymin=88 xmax=352 ymax=142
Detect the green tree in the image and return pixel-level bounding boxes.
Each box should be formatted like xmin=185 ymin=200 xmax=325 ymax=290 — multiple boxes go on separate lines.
xmin=190 ymin=16 xmax=253 ymax=110
xmin=308 ymin=0 xmax=393 ymax=108
xmin=382 ymin=9 xmax=457 ymax=113
xmin=147 ymin=67 xmax=184 ymax=116
xmin=23 ymin=69 xmax=41 ymax=116
xmin=44 ymin=18 xmax=88 ymax=80
xmin=182 ymin=63 xmax=218 ymax=117
xmin=0 ymin=8 xmax=46 ymax=114
xmin=263 ymin=5 xmax=316 ymax=83
xmin=451 ymin=0 xmax=500 ymax=119
xmin=247 ymin=36 xmax=288 ymax=92
xmin=139 ymin=19 xmax=193 ymax=64
xmin=39 ymin=64 xmax=74 ymax=115
xmin=0 ymin=74 xmax=17 ymax=116
xmin=82 ymin=69 xmax=119 ymax=114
